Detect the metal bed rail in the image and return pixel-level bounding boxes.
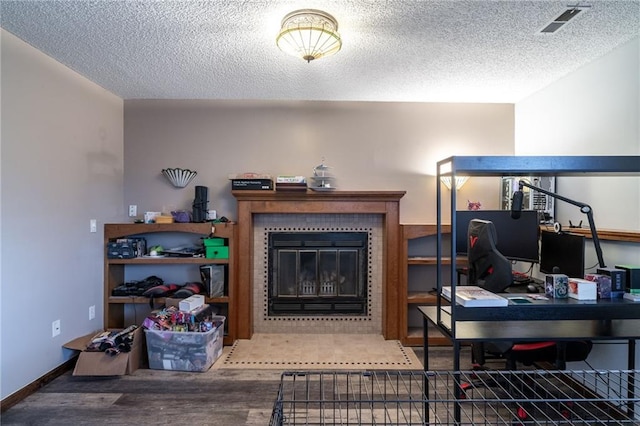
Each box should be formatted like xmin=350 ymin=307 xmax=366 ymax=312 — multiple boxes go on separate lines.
xmin=270 ymin=369 xmax=639 ymax=425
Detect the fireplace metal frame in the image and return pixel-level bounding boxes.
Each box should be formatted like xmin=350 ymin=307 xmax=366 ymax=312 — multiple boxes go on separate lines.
xmin=268 ymin=231 xmax=368 ymax=316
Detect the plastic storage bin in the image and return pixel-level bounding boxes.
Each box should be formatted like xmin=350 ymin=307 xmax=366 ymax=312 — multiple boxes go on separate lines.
xmin=145 ymin=316 xmax=225 ymax=372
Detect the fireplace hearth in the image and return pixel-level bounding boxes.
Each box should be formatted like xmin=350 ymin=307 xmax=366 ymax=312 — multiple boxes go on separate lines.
xmin=268 ymin=232 xmax=368 ymax=315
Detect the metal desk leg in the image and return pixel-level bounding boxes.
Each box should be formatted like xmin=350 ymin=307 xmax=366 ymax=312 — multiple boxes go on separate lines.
xmin=422 ymin=316 xmax=430 ymax=423
xmin=628 ymin=339 xmax=636 ymax=417
xmin=556 ymin=341 xmax=567 ymax=370
xmin=453 ymin=340 xmax=462 ymax=423
xmin=423 ymin=316 xmax=429 ymax=370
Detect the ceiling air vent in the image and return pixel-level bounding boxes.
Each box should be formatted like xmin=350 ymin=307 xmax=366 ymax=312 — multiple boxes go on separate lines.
xmin=540 ymin=4 xmax=591 ymax=34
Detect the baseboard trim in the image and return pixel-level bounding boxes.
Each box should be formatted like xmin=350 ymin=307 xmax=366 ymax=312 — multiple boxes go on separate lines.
xmin=1 ymin=357 xmax=76 ymax=412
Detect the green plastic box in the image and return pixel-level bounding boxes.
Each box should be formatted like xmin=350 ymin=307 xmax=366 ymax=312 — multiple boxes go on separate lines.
xmin=203 ymin=238 xmax=228 ymax=259
xmin=206 ymin=246 xmax=229 ymax=259
xmin=203 ymin=238 xmax=225 ymax=247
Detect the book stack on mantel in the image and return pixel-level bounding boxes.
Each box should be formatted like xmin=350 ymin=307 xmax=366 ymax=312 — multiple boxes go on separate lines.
xmin=275 ymin=176 xmax=307 ymax=191
xmin=229 ymin=173 xmax=273 ymax=190
xmin=441 ymin=285 xmax=509 ymax=307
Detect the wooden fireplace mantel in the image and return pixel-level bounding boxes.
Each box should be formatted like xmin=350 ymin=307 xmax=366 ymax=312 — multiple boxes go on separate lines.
xmin=233 ymin=190 xmax=406 ymax=340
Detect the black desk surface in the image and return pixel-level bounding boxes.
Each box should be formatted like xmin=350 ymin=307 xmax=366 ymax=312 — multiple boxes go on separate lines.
xmin=420 ymin=306 xmax=640 ymax=342
xmin=434 ymin=287 xmax=640 ymax=321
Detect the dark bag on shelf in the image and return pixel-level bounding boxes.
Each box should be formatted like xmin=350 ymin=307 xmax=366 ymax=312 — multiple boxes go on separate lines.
xmin=112 ymin=276 xmax=164 ymax=297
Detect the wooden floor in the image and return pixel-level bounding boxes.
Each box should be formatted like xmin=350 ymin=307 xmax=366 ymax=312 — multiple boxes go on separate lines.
xmin=1 ymin=347 xmax=472 ymax=426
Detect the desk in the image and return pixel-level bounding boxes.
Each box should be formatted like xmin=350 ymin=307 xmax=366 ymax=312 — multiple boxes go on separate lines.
xmin=421 ymin=304 xmax=640 ymax=422
xmin=420 ymin=303 xmax=640 ymax=371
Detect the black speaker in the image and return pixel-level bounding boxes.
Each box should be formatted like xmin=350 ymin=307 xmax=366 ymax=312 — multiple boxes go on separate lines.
xmin=192 ymin=185 xmax=208 ymax=222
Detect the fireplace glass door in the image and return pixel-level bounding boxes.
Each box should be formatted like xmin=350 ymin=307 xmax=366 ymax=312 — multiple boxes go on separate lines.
xmin=269 ymin=232 xmax=367 ymax=315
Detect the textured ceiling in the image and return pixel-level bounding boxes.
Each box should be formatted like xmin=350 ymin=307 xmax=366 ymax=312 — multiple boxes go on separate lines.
xmin=1 ymin=1 xmax=638 ymax=103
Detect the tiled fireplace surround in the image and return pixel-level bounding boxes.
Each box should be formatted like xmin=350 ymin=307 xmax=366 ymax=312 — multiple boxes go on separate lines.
xmin=234 ymin=191 xmax=405 ymax=340
xmin=254 ymin=214 xmax=380 ymax=333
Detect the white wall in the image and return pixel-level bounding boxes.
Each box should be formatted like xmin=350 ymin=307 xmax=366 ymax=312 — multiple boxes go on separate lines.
xmin=515 ymin=36 xmax=640 ymax=369
xmin=0 ymin=29 xmax=124 ymax=400
xmin=516 ymin=36 xmax=639 ymax=228
xmin=123 ymin=101 xmax=514 ymax=225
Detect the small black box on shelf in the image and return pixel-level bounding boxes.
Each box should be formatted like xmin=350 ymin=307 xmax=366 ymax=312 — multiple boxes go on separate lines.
xmin=615 ymin=264 xmax=640 ymax=294
xmin=231 ymin=179 xmax=273 ymax=190
xmin=107 ymin=238 xmax=146 ymax=259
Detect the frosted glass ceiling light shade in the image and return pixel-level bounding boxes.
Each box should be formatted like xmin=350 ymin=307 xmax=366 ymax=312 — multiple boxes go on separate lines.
xmin=276 ymin=9 xmax=342 ymax=62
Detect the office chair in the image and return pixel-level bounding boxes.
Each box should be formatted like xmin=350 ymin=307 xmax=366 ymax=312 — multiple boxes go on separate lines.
xmin=467 ymin=219 xmax=512 ymax=293
xmin=472 ymin=340 xmax=593 ymax=370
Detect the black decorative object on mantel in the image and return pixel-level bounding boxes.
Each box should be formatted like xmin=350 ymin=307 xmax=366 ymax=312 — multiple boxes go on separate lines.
xmin=192 ymin=185 xmax=208 ymax=223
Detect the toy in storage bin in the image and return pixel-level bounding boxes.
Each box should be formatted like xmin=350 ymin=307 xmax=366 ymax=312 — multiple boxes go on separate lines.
xmin=145 ymin=316 xmax=225 ymax=372
xmin=203 ymin=237 xmax=229 ymax=259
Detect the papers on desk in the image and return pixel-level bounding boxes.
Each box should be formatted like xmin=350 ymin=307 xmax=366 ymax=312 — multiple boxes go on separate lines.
xmin=441 ymin=286 xmax=509 ymax=307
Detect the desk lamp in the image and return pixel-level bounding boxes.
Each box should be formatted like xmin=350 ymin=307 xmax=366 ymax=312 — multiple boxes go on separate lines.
xmin=511 ymin=180 xmax=606 ymax=268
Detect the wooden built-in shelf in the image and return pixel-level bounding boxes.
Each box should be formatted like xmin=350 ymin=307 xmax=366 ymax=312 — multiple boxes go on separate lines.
xmin=407 ymin=292 xmax=437 ymax=304
xmin=407 ymin=256 xmax=466 ymax=265
xmin=104 ymin=222 xmax=237 ymax=346
xmin=400 ymin=223 xmax=454 ymax=347
xmin=108 ymin=296 xmax=230 ymax=304
xmin=107 ymin=257 xmax=225 ymax=265
xmin=406 ymin=327 xmax=450 ymax=347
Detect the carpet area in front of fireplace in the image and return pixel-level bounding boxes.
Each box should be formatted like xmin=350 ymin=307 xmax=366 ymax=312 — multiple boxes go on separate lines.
xmin=218 ymin=333 xmax=422 ymax=370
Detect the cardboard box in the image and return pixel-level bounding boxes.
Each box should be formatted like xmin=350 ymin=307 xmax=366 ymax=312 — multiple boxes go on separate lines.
xmin=63 ymin=327 xmax=144 ymax=376
xmin=145 ymin=316 xmax=225 ymax=372
xmin=615 ymin=265 xmax=640 ymax=294
xmin=584 ymin=273 xmax=612 ymax=298
xmin=568 ymin=278 xmax=597 ymax=300
xmin=179 ymin=294 xmax=205 ymax=312
xmin=545 ymin=274 xmax=568 ymax=298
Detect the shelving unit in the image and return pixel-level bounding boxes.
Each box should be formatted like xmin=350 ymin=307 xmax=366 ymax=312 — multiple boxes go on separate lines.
xmin=104 ymin=222 xmax=237 ymax=345
xmin=421 ymin=155 xmax=640 ymax=424
xmin=430 ymin=155 xmax=640 ymax=365
xmin=400 ymin=223 xmax=462 ymax=346
xmin=435 ymin=155 xmax=640 ymax=321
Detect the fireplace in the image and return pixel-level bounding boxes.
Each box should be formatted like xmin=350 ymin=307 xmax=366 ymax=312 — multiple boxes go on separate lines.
xmin=254 ymin=216 xmax=379 ymax=334
xmin=268 ymin=232 xmax=368 ymax=315
xmin=233 ymin=190 xmax=405 ymax=339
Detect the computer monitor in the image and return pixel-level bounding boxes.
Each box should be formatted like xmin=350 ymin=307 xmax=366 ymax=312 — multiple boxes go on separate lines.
xmin=539 ymin=230 xmax=585 ymax=278
xmin=455 ymin=210 xmax=540 ymax=263
xmin=467 ymin=219 xmax=513 ymax=293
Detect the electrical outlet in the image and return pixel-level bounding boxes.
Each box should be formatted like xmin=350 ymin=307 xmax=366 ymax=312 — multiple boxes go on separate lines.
xmin=129 ymin=205 xmax=137 ymax=217
xmin=89 ymin=305 xmax=96 ymax=320
xmin=90 ymin=219 xmax=97 ymax=233
xmin=52 ymin=319 xmax=61 ymax=337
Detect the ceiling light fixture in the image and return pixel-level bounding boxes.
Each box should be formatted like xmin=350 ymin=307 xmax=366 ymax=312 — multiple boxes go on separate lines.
xmin=441 ymin=176 xmax=470 ymax=190
xmin=276 ymin=9 xmax=342 ymax=62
